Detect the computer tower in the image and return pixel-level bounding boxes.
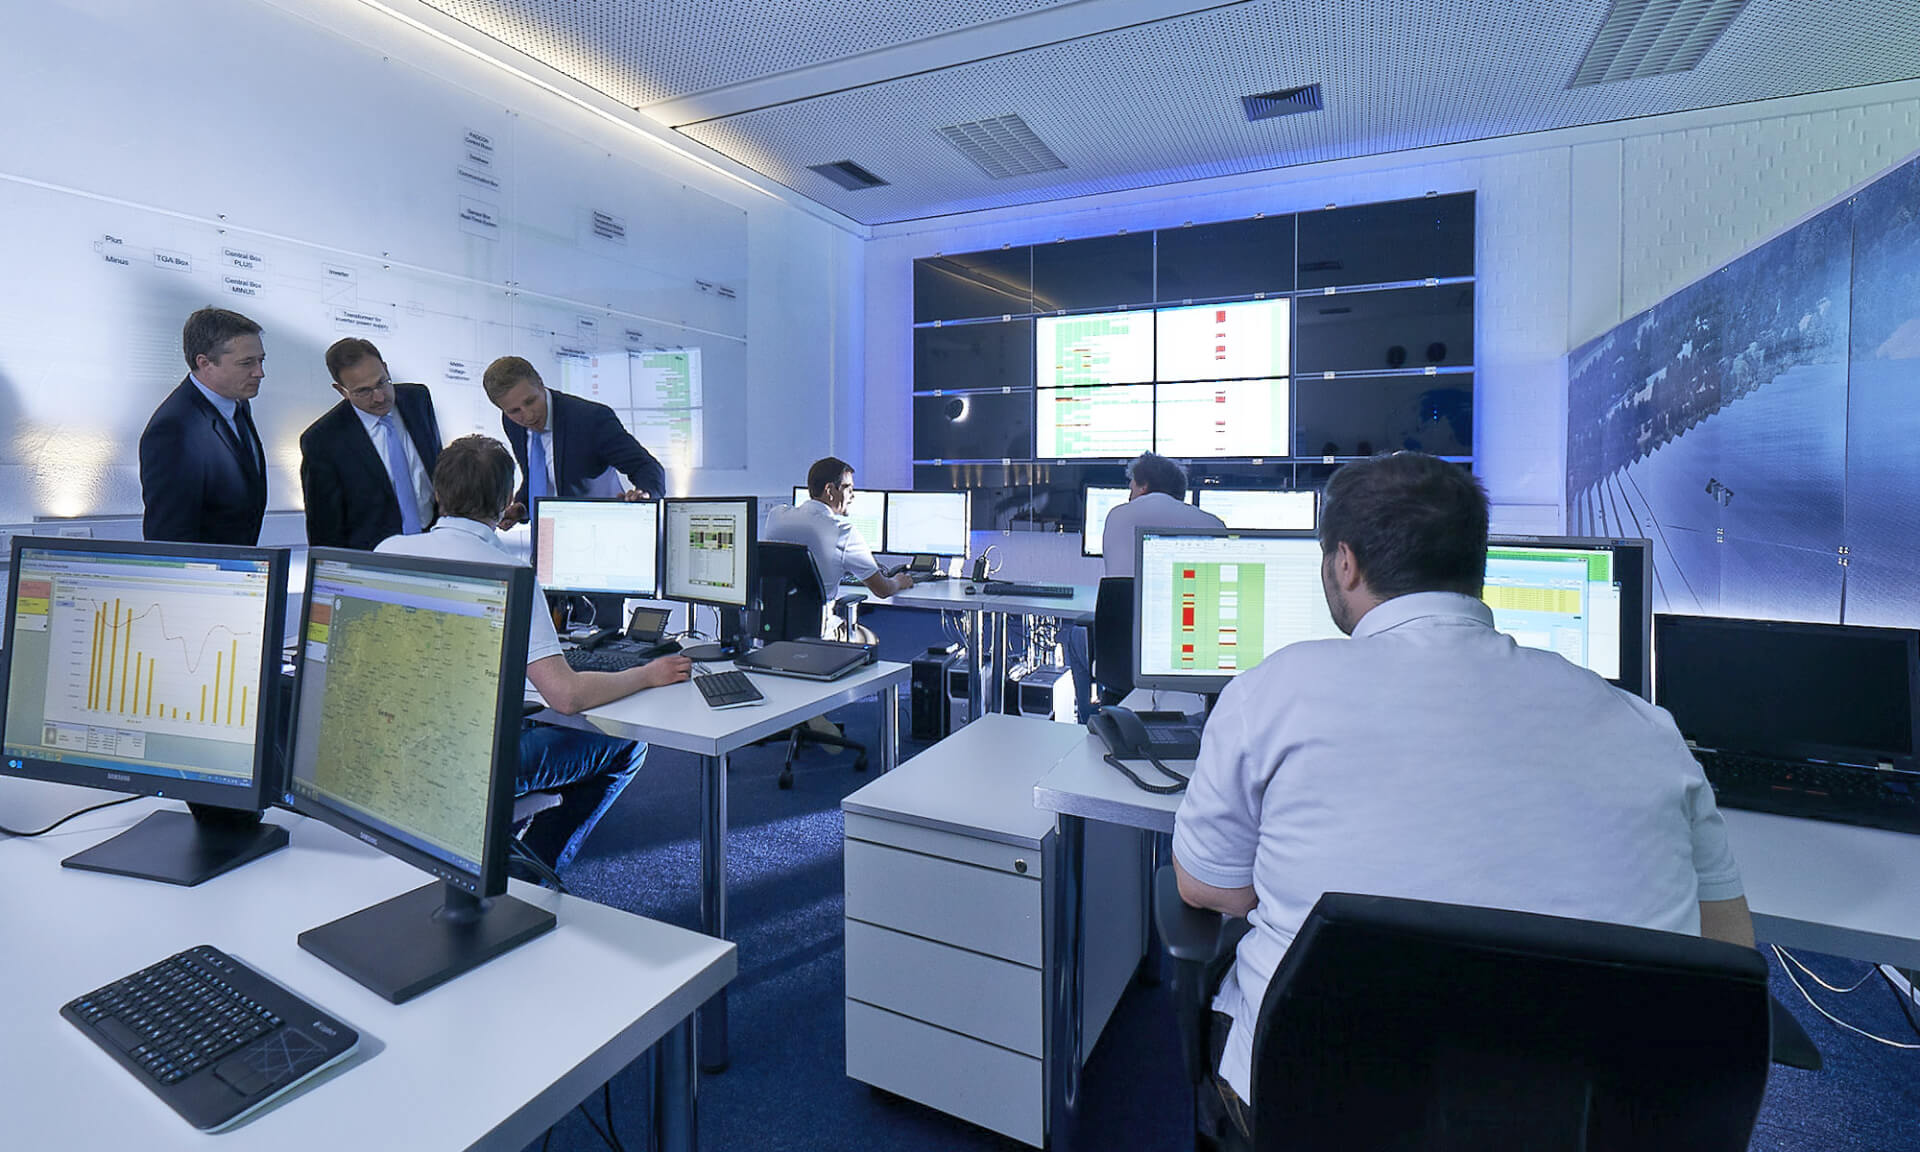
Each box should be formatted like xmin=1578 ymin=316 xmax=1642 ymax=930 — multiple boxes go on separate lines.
xmin=946 ymin=657 xmax=973 ymax=732
xmin=911 ymin=648 xmax=958 ymax=742
xmin=1015 ymin=665 xmax=1073 ymax=723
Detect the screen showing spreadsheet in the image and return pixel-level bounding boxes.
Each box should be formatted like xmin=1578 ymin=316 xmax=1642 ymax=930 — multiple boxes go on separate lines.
xmin=1482 ymin=536 xmax=1651 ymax=699
xmin=1036 ymin=310 xmax=1154 ymax=388
xmin=1036 ymin=384 xmax=1154 ymax=459
xmin=1155 ymin=299 xmax=1291 ymax=382
xmin=1154 ymin=378 xmax=1290 ymax=457
xmin=663 ymin=498 xmax=756 ymax=609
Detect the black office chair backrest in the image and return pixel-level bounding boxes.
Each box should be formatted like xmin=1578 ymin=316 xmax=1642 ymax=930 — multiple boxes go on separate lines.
xmin=756 ymin=541 xmax=827 ymax=644
xmin=1249 ymin=893 xmax=1772 ymax=1152
xmin=1093 ymin=576 xmax=1135 ymax=700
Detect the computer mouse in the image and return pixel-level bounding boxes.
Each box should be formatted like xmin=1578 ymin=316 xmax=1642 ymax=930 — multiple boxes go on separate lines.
xmin=963 ymin=585 xmax=978 ymax=594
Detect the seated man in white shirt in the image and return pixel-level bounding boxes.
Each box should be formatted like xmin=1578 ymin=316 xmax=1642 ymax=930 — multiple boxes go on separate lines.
xmin=1171 ymin=452 xmax=1753 ymax=1147
xmin=1067 ymin=452 xmax=1225 ymax=720
xmin=377 ymin=435 xmax=692 ymax=871
xmin=764 ymin=457 xmax=915 ymax=602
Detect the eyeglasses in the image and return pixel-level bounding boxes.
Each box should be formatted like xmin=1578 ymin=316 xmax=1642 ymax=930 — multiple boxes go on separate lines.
xmin=343 ymin=376 xmax=392 ymax=402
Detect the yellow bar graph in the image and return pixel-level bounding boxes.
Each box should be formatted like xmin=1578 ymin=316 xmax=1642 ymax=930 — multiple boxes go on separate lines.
xmin=200 ymin=684 xmax=206 ymax=723
xmin=240 ymin=686 xmax=249 ymax=727
xmin=226 ymin=640 xmax=236 ymax=725
xmin=88 ymin=607 xmax=101 ymax=709
xmin=119 ymin=605 xmax=131 ymax=715
xmin=104 ymin=598 xmax=120 ymax=712
xmin=212 ymin=652 xmax=222 ymax=723
xmin=146 ymin=663 xmax=155 ymax=718
xmin=131 ymin=654 xmax=141 ymax=715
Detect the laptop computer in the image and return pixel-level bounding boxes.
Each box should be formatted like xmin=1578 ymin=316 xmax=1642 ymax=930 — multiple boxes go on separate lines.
xmin=735 ymin=637 xmax=874 ymax=682
xmin=1654 ymin=614 xmax=1920 ymax=834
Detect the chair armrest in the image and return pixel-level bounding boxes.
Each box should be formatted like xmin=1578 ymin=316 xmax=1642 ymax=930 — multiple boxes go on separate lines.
xmin=1157 ymin=864 xmax=1227 ymax=963
xmin=1769 ymin=995 xmax=1822 ymax=1070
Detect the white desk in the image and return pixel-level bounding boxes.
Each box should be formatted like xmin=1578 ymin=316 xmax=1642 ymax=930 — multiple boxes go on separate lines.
xmin=1723 ymin=808 xmax=1920 ymax=969
xmin=0 ymin=781 xmax=735 ymax=1152
xmin=886 ymin=582 xmax=1096 ymax=719
xmin=533 ymin=659 xmax=909 ymax=1069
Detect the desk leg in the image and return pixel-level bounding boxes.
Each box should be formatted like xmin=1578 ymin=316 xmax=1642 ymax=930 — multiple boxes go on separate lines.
xmin=983 ymin=612 xmax=1005 ymax=716
xmin=1047 ymin=812 xmax=1086 ymax=1152
xmin=966 ymin=608 xmax=986 ymax=723
xmin=653 ymin=1016 xmax=697 ymax=1152
xmin=880 ymin=682 xmax=900 ymax=772
xmin=698 ymin=752 xmax=730 ymax=1073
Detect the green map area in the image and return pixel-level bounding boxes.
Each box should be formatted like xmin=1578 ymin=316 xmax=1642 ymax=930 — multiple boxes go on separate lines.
xmin=314 ymin=597 xmax=502 ymax=863
xmin=1170 ymin=562 xmax=1266 ymax=671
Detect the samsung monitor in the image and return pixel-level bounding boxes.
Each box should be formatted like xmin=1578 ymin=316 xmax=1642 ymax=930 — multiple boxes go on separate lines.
xmin=663 ymin=497 xmax=758 ymax=660
xmin=1036 ymin=384 xmax=1155 ymax=459
xmin=1133 ymin=529 xmax=1344 ymax=695
xmin=1 ymin=536 xmax=288 ymax=885
xmin=1081 ymin=485 xmax=1132 ymax=558
xmin=885 ymin=491 xmax=971 ymax=558
xmin=795 ymin=485 xmax=887 ymax=553
xmin=532 ymin=496 xmax=660 ymax=598
xmin=1483 ymin=536 xmax=1652 ymax=700
xmin=1154 ymin=378 xmax=1291 ymax=457
xmin=1154 ymin=299 xmax=1292 ymax=382
xmin=1195 ymin=488 xmax=1318 ymax=531
xmin=285 ymin=548 xmax=551 ymax=1003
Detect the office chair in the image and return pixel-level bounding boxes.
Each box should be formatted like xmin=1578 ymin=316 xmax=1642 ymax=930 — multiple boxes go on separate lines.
xmin=1154 ymin=869 xmax=1814 ymax=1152
xmin=1092 ymin=576 xmax=1135 ymax=705
xmin=756 ymin=541 xmax=869 ymax=788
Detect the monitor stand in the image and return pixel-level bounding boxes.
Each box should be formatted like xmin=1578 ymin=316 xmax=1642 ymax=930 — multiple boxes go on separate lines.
xmin=299 ymin=880 xmax=557 ymax=1004
xmin=61 ymin=804 xmax=290 ymax=887
xmin=685 ymin=606 xmax=752 ymax=663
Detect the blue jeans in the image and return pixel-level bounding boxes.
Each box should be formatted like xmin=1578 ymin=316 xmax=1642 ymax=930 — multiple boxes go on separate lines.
xmin=1065 ymin=623 xmax=1097 ymax=724
xmin=517 ymin=725 xmax=646 ymax=871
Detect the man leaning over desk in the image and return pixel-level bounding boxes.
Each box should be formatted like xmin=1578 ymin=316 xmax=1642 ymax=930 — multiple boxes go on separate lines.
xmin=377 ymin=435 xmax=692 ymax=871
xmin=1171 ymin=452 xmax=1753 ymax=1147
xmin=483 ymin=355 xmax=665 ymax=527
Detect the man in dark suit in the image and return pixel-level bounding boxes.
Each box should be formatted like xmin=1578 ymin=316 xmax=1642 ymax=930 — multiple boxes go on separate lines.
xmin=482 ymin=356 xmax=666 ymax=527
xmin=140 ymin=308 xmax=269 ymax=545
xmin=299 ymin=338 xmax=443 ymax=550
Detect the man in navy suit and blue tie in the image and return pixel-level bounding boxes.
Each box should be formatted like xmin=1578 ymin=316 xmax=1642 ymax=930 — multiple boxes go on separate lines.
xmin=481 ymin=355 xmax=666 ymax=527
xmin=139 ymin=308 xmax=270 ymax=545
xmin=298 ymin=338 xmax=443 ymax=550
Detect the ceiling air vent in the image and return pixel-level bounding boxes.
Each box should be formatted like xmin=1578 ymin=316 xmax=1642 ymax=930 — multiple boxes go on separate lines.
xmin=1569 ymin=0 xmax=1747 ymax=88
xmin=808 ymin=160 xmax=889 ymax=190
xmin=937 ymin=115 xmax=1066 ymax=180
xmin=1242 ymin=84 xmax=1323 ymax=122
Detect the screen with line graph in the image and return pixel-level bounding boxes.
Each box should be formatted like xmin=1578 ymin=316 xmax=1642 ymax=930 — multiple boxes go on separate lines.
xmin=534 ymin=496 xmax=661 ymax=597
xmin=1 ymin=538 xmax=284 ymax=796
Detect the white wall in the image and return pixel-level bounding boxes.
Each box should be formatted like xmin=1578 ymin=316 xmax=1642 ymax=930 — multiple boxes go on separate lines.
xmin=0 ymin=0 xmax=864 ymax=532
xmin=863 ymin=79 xmax=1920 ymax=536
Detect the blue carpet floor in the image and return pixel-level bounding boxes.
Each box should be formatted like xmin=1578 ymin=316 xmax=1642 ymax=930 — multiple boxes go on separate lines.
xmin=522 ymin=606 xmax=1920 ymax=1151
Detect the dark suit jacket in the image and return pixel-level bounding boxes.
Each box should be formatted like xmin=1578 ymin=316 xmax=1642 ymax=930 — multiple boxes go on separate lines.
xmin=298 ymin=383 xmax=443 ymax=550
xmin=139 ymin=378 xmax=268 ymax=546
xmin=501 ymin=389 xmax=666 ymax=507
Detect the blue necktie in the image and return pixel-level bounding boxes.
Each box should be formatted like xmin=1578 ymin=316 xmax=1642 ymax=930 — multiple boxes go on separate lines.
xmin=526 ymin=427 xmax=551 ymax=501
xmin=379 ymin=414 xmax=423 ymax=534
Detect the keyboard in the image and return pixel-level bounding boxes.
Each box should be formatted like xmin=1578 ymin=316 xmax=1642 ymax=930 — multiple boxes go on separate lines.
xmin=1694 ymin=749 xmax=1920 ymax=834
xmin=696 ymin=669 xmax=765 ymax=708
xmin=564 ymin=639 xmax=680 ymax=672
xmin=982 ymin=581 xmax=1076 ymax=599
xmin=63 ymin=944 xmax=359 ymax=1131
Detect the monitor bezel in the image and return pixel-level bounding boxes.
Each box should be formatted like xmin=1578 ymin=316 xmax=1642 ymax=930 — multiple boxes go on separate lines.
xmin=0 ymin=535 xmax=288 ymax=814
xmin=1081 ymin=483 xmax=1132 ymax=558
xmin=1192 ymin=487 xmax=1320 ymax=530
xmin=1486 ymin=534 xmax=1653 ymax=701
xmin=662 ymin=495 xmax=760 ymax=610
xmin=1131 ymin=527 xmax=1327 ymax=696
xmin=282 ymin=547 xmax=532 ymax=899
xmin=530 ymin=495 xmax=662 ymax=598
xmin=884 ymin=490 xmax=973 ymax=558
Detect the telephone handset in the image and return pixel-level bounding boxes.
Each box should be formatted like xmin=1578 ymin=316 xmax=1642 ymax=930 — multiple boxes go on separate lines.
xmin=1089 ymin=706 xmax=1190 ymax=794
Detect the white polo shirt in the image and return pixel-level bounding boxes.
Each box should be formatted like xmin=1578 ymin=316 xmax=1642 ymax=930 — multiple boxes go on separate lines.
xmin=1101 ymin=492 xmax=1224 ymax=577
xmin=763 ymin=499 xmax=880 ymax=590
xmin=375 ymin=517 xmax=562 ymax=665
xmin=1172 ymin=592 xmax=1743 ymax=1102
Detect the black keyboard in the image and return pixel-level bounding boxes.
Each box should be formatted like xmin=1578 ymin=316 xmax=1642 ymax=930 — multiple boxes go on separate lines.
xmin=63 ymin=944 xmax=359 ymax=1131
xmin=1694 ymin=749 xmax=1920 ymax=834
xmin=696 ymin=669 xmax=764 ymax=708
xmin=565 ymin=646 xmax=648 ymax=672
xmin=983 ymin=581 xmax=1076 ymax=599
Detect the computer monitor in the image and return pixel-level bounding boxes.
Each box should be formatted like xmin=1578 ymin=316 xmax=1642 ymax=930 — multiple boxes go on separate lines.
xmin=791 ymin=485 xmax=888 ymax=553
xmin=284 ymin=548 xmax=552 ymax=1003
xmin=1483 ymin=536 xmax=1652 ymax=700
xmin=0 ymin=536 xmax=289 ymax=885
xmin=1154 ymin=299 xmax=1292 ymax=381
xmin=885 ymin=491 xmax=971 ymax=558
xmin=1082 ymin=485 xmax=1132 ymax=558
xmin=1153 ymin=378 xmax=1291 ymax=457
xmin=532 ymin=496 xmax=660 ymax=598
xmin=1036 ymin=310 xmax=1155 ymax=388
xmin=1194 ymin=488 xmax=1318 ymax=531
xmin=1036 ymin=384 xmax=1155 ymax=459
xmin=1133 ymin=529 xmax=1344 ymax=696
xmin=663 ymin=496 xmax=758 ymax=660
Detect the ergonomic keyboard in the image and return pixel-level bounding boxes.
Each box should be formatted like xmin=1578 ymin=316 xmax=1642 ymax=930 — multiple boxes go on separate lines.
xmin=63 ymin=944 xmax=359 ymax=1131
xmin=565 ymin=646 xmax=649 ymax=672
xmin=982 ymin=581 xmax=1076 ymax=599
xmin=1693 ymin=749 xmax=1920 ymax=834
xmin=696 ymin=669 xmax=764 ymax=709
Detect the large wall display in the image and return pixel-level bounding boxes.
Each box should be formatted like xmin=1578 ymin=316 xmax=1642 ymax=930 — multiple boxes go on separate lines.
xmin=911 ymin=193 xmax=1476 ymax=530
xmin=1567 ymin=153 xmax=1920 ymax=626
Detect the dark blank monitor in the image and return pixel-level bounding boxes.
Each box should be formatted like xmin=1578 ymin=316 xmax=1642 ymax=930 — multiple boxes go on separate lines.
xmin=663 ymin=497 xmax=758 ymax=660
xmin=1195 ymin=489 xmax=1318 ymax=531
xmin=1082 ymin=485 xmax=1131 ymax=558
xmin=886 ymin=492 xmax=971 ymax=558
xmin=1133 ymin=529 xmax=1344 ymax=695
xmin=533 ymin=496 xmax=660 ymax=597
xmin=286 ymin=548 xmax=551 ymax=1003
xmin=1 ymin=537 xmax=288 ymax=885
xmin=1483 ymin=536 xmax=1652 ymax=700
xmin=1654 ymin=615 xmax=1919 ymax=767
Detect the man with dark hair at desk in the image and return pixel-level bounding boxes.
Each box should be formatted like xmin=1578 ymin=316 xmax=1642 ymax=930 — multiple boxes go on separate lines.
xmin=139 ymin=307 xmax=269 ymax=545
xmin=1171 ymin=452 xmax=1752 ymax=1146
xmin=765 ymin=457 xmax=915 ymax=599
xmin=377 ymin=435 xmax=692 ymax=871
xmin=298 ymin=338 xmax=443 ymax=550
xmin=482 ymin=355 xmax=666 ymax=527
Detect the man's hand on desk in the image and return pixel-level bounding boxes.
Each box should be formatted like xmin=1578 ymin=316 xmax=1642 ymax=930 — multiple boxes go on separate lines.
xmin=497 ymin=502 xmax=528 ymax=529
xmin=638 ymin=653 xmax=693 ymax=688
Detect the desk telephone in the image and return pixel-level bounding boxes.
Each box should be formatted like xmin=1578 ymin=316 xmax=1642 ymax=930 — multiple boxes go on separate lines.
xmin=1089 ymin=706 xmax=1199 ymax=794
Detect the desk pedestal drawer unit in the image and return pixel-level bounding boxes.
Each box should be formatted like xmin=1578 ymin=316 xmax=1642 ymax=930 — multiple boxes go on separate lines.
xmin=842 ymin=715 xmax=1143 ymax=1147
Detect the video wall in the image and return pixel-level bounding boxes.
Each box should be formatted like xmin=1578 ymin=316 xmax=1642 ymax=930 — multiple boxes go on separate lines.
xmin=911 ymin=193 xmax=1476 ymax=530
